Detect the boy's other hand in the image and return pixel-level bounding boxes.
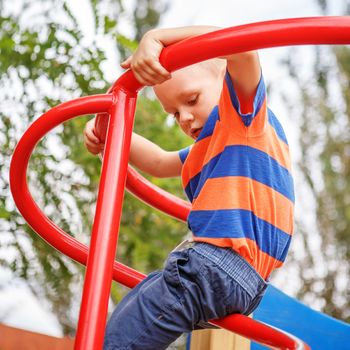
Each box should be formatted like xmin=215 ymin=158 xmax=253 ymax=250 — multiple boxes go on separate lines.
xmin=120 ymin=30 xmax=171 ymax=86
xmin=83 ymin=118 xmax=104 ymax=155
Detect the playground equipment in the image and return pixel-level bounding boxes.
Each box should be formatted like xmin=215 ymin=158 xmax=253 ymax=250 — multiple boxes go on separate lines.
xmin=9 ymin=17 xmax=350 ymax=350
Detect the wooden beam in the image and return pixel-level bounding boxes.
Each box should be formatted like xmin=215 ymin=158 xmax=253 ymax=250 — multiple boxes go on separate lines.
xmin=190 ymin=328 xmax=250 ymax=350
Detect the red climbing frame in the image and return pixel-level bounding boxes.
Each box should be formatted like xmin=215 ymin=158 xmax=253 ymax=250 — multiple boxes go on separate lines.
xmin=10 ymin=17 xmax=350 ymax=350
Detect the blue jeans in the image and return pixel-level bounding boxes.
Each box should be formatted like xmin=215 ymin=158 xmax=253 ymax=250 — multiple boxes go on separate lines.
xmin=104 ymin=242 xmax=268 ymax=350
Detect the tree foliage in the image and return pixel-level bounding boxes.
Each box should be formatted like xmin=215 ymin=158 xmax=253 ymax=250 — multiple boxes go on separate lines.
xmin=0 ymin=0 xmax=186 ymax=336
xmin=283 ymin=0 xmax=350 ymax=322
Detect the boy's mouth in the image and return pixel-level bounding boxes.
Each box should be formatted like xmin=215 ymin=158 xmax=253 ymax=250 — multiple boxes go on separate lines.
xmin=190 ymin=127 xmax=202 ymax=139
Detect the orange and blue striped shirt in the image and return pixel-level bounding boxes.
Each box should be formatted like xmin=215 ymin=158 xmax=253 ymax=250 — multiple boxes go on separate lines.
xmin=179 ymin=72 xmax=294 ymax=279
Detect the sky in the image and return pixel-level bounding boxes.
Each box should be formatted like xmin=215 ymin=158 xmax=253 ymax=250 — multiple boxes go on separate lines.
xmin=1 ymin=0 xmax=348 ymax=338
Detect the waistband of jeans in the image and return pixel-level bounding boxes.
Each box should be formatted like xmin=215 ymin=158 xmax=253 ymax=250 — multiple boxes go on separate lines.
xmin=191 ymin=242 xmax=267 ymax=298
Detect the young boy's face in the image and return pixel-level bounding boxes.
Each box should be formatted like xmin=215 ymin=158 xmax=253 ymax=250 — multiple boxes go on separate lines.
xmin=154 ymin=62 xmax=224 ymax=140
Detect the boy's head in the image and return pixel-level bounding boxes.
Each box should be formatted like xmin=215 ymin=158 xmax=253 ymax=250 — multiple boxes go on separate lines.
xmin=154 ymin=59 xmax=225 ymax=140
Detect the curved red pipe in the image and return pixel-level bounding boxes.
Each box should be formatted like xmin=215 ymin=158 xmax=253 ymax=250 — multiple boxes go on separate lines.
xmin=9 ymin=94 xmax=145 ymax=287
xmin=108 ymin=16 xmax=350 ymax=94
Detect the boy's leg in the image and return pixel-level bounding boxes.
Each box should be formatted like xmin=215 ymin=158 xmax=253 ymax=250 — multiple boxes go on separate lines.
xmin=104 ymin=250 xmax=199 ymax=350
xmin=104 ymin=244 xmax=268 ymax=350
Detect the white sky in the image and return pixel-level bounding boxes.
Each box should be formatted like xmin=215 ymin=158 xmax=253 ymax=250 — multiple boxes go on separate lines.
xmin=1 ymin=0 xmax=348 ymax=338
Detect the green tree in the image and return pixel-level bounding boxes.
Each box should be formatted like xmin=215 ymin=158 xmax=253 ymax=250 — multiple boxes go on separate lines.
xmin=0 ymin=0 xmax=184 ymax=336
xmin=283 ymin=0 xmax=350 ymax=322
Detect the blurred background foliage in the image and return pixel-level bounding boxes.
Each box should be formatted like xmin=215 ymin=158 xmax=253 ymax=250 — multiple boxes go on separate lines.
xmin=0 ymin=0 xmax=190 ymax=336
xmin=0 ymin=0 xmax=349 ymax=339
xmin=282 ymin=0 xmax=350 ymax=323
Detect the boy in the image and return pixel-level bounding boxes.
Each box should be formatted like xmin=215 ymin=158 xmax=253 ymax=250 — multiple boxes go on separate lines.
xmin=84 ymin=26 xmax=294 ymax=350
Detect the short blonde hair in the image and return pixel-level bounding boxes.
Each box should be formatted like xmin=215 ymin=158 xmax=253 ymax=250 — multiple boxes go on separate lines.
xmin=197 ymin=58 xmax=226 ymax=75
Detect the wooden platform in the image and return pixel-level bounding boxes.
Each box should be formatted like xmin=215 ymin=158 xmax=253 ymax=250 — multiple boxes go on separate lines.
xmin=190 ymin=328 xmax=250 ymax=350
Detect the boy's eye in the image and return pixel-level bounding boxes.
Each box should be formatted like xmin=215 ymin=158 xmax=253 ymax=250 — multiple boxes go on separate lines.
xmin=187 ymin=95 xmax=198 ymax=106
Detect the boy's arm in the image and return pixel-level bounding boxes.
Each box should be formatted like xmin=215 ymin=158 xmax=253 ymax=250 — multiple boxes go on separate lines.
xmin=122 ymin=26 xmax=261 ymax=111
xmin=121 ymin=26 xmax=220 ymax=86
xmin=225 ymin=51 xmax=261 ymax=114
xmin=129 ymin=133 xmax=183 ymax=178
xmin=83 ymin=118 xmax=182 ymax=178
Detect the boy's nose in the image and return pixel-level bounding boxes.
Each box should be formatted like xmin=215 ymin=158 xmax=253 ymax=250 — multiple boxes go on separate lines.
xmin=179 ymin=110 xmax=194 ymax=124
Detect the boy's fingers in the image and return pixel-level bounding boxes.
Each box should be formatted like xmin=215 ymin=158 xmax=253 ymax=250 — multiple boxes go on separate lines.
xmin=133 ymin=69 xmax=159 ymax=86
xmin=134 ymin=57 xmax=170 ymax=78
xmin=84 ymin=139 xmax=103 ymax=155
xmin=134 ymin=72 xmax=166 ymax=86
xmin=121 ymin=55 xmax=132 ymax=69
xmin=84 ymin=123 xmax=101 ymax=144
xmin=150 ymin=61 xmax=171 ymax=79
xmin=84 ymin=138 xmax=96 ymax=149
xmin=86 ymin=132 xmax=100 ymax=144
xmin=84 ymin=132 xmax=102 ymax=147
xmin=139 ymin=61 xmax=171 ymax=81
xmin=83 ymin=118 xmax=104 ymax=155
xmin=132 ymin=62 xmax=171 ymax=85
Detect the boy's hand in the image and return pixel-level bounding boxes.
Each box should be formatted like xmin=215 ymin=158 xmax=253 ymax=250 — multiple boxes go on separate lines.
xmin=121 ymin=30 xmax=171 ymax=86
xmin=83 ymin=118 xmax=104 ymax=155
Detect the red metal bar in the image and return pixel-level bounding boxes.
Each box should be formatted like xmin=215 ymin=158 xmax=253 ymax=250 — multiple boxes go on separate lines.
xmin=95 ymin=117 xmax=191 ymax=222
xmin=126 ymin=166 xmax=191 ymax=222
xmin=10 ymin=16 xmax=350 ymax=350
xmin=9 ymin=94 xmax=113 ymax=259
xmin=107 ymin=16 xmax=350 ymax=94
xmin=210 ymin=316 xmax=310 ymax=350
xmin=74 ymin=88 xmax=137 ymax=349
xmin=9 ymin=94 xmax=146 ymax=291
